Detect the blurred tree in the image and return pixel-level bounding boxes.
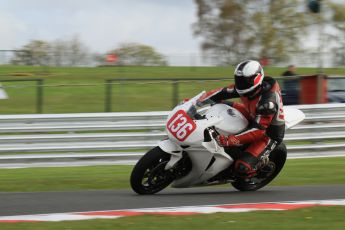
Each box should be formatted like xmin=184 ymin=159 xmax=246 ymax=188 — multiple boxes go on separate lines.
xmin=328 ymin=2 xmax=345 ymax=66
xmin=11 ymin=40 xmax=51 ymax=66
xmin=66 ymin=36 xmax=89 ymax=66
xmin=249 ymin=0 xmax=307 ymax=63
xmin=50 ymin=39 xmax=69 ymax=66
xmin=193 ymin=0 xmax=307 ymax=65
xmin=10 ymin=50 xmax=31 ymax=65
xmin=12 ymin=37 xmax=90 ymax=67
xmin=27 ymin=40 xmax=52 ymax=66
xmin=193 ymin=0 xmax=252 ymax=65
xmin=110 ymin=43 xmax=167 ymax=66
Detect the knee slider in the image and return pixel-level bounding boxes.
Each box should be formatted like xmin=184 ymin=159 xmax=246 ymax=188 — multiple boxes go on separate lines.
xmin=235 ymin=160 xmax=254 ymax=174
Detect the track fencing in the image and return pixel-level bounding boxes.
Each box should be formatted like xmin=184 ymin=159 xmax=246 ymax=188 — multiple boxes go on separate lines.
xmin=0 ymin=104 xmax=344 ymax=168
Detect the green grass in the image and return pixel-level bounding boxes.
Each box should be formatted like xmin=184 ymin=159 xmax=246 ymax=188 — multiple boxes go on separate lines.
xmin=0 ymin=157 xmax=344 ymax=192
xmin=272 ymin=157 xmax=345 ymax=186
xmin=0 ymin=65 xmax=343 ymax=113
xmin=1 ymin=206 xmax=344 ymax=230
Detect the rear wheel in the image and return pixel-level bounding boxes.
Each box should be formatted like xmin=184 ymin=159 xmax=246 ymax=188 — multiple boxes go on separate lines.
xmin=231 ymin=143 xmax=287 ymax=191
xmin=130 ymin=147 xmax=175 ymax=195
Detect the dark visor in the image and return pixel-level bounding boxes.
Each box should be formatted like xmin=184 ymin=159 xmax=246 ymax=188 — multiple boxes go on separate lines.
xmin=235 ymin=74 xmax=256 ymax=90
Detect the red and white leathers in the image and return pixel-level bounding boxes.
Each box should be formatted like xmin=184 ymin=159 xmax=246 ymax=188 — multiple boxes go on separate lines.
xmin=208 ymin=77 xmax=285 ymax=177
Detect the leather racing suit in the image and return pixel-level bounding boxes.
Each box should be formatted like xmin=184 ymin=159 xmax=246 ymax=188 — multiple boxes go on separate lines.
xmin=208 ymin=77 xmax=285 ymax=177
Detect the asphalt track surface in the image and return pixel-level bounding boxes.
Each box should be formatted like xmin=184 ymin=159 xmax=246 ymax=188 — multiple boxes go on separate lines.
xmin=1 ymin=185 xmax=345 ymax=216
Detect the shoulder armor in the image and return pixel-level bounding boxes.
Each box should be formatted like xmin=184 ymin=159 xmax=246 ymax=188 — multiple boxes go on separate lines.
xmin=257 ymin=94 xmax=278 ymax=115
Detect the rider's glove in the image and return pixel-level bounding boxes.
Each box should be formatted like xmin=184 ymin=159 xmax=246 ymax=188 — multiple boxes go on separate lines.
xmin=216 ymin=135 xmax=241 ymax=147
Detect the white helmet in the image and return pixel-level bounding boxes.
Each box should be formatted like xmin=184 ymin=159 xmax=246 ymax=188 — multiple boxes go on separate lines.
xmin=234 ymin=60 xmax=264 ymax=96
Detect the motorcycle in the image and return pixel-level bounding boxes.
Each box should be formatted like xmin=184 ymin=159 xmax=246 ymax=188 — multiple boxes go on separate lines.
xmin=130 ymin=91 xmax=305 ymax=195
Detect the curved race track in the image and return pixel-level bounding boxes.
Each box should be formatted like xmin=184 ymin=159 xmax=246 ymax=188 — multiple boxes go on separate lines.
xmin=1 ymin=184 xmax=345 ymax=216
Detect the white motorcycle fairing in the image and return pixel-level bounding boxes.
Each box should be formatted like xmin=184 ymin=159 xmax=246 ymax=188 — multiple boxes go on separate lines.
xmin=157 ymin=91 xmax=305 ymax=188
xmin=171 ymin=147 xmax=233 ymax=188
xmin=159 ymin=134 xmax=234 ymax=188
xmin=159 ymin=92 xmax=248 ymax=188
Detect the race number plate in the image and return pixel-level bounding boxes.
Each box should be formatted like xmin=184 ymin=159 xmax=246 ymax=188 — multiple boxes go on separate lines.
xmin=167 ymin=110 xmax=196 ymax=141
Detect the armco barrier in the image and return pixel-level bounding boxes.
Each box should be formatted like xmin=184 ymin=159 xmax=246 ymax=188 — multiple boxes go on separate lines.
xmin=0 ymin=104 xmax=344 ymax=168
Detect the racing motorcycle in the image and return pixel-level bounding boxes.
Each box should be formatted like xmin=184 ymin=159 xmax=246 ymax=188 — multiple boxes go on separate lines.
xmin=130 ymin=91 xmax=305 ymax=195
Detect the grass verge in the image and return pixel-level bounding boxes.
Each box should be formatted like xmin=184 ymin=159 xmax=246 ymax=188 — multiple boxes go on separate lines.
xmin=0 ymin=206 xmax=344 ymax=230
xmin=0 ymin=157 xmax=344 ymax=192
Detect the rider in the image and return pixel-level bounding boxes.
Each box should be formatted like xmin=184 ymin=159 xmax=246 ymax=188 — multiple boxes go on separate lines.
xmin=206 ymin=60 xmax=285 ymax=178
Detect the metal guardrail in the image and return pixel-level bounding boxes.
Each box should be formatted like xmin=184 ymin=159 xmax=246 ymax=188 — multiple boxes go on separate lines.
xmin=0 ymin=104 xmax=344 ymax=168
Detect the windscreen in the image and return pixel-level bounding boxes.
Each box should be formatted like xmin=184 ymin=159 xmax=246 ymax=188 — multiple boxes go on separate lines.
xmin=186 ymin=92 xmax=215 ymax=119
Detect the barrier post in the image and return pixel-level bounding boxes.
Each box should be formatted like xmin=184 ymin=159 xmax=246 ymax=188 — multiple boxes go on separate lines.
xmin=36 ymin=79 xmax=44 ymax=113
xmin=105 ymin=80 xmax=112 ymax=112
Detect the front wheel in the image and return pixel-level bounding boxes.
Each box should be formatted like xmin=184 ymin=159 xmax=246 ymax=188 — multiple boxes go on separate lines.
xmin=231 ymin=143 xmax=287 ymax=192
xmin=130 ymin=147 xmax=175 ymax=195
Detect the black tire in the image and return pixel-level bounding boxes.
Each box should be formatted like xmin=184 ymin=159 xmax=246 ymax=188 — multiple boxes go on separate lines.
xmin=130 ymin=146 xmax=174 ymax=195
xmin=231 ymin=142 xmax=287 ymax=192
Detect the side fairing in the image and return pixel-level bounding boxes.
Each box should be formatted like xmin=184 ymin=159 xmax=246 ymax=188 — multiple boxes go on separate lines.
xmin=205 ymin=104 xmax=248 ymax=136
